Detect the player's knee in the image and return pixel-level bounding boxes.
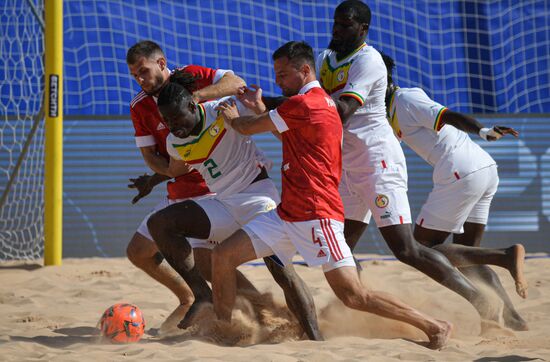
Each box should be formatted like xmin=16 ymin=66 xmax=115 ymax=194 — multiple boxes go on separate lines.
xmin=393 ymin=244 xmax=420 ymax=265
xmin=146 ymin=210 xmax=167 ymax=240
xmin=126 ymin=234 xmax=153 ymax=266
xmin=338 ymin=289 xmax=367 ymax=310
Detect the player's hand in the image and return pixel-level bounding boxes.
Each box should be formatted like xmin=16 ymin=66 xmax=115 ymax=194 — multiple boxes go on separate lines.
xmin=480 ymin=126 xmax=519 ymax=141
xmin=237 ymin=85 xmax=266 ymax=114
xmin=128 ymin=173 xmax=153 ymax=204
xmin=493 ymin=126 xmax=519 ymax=139
xmin=216 ymin=99 xmax=240 ymax=126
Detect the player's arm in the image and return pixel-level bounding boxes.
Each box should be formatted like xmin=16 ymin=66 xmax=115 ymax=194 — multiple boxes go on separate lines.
xmin=441 ymin=110 xmax=519 ymax=141
xmin=139 ymin=145 xmax=174 ymax=176
xmin=192 ymin=72 xmax=246 ymax=103
xmin=168 ymin=157 xmax=195 ymax=178
xmin=334 ymin=96 xmax=362 ymax=124
xmin=262 ymin=96 xmax=287 ymax=110
xmin=218 ymin=99 xmax=276 ymax=135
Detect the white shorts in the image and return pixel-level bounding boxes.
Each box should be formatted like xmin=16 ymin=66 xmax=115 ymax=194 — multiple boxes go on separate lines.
xmin=191 ymin=178 xmax=280 ymax=249
xmin=416 ymin=165 xmax=499 ymax=234
xmin=244 ymin=209 xmax=355 ymax=272
xmin=136 ymin=195 xmax=212 ymax=247
xmin=339 ymin=161 xmax=412 ymax=227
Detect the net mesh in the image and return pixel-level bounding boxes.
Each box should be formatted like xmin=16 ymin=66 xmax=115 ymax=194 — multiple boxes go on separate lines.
xmin=0 ymin=0 xmax=45 ymax=260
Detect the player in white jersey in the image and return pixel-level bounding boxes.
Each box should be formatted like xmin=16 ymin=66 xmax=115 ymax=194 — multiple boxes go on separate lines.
xmin=383 ymin=53 xmax=529 ymax=330
xmin=146 ymin=72 xmax=323 ymax=340
xmin=318 ymin=0 xmax=502 ymax=324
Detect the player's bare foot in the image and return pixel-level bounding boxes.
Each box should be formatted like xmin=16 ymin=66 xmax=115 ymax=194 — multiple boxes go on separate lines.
xmin=507 ymin=244 xmax=528 ymax=298
xmin=177 ymin=300 xmax=204 ymax=329
xmin=159 ymin=303 xmax=191 ymax=335
xmin=427 ymin=320 xmax=452 ymax=350
xmin=503 ymin=309 xmax=529 ymax=331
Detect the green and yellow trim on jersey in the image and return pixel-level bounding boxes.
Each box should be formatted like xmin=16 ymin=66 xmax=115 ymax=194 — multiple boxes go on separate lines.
xmin=387 ymin=91 xmax=402 ymax=138
xmin=340 ymin=91 xmax=365 ymax=105
xmin=172 ymin=104 xmax=227 ymax=165
xmin=319 ymin=43 xmax=367 ymax=97
xmin=433 ymin=107 xmax=448 ymax=131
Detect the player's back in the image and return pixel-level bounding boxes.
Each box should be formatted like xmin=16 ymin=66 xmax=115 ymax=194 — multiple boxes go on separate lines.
xmin=275 ymin=85 xmax=344 ymax=222
xmin=166 ymin=97 xmax=263 ymax=198
xmin=390 ymin=87 xmax=495 ymax=184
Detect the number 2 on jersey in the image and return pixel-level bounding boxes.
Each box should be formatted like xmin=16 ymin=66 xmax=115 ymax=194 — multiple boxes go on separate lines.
xmin=204 ymin=158 xmax=221 ymax=179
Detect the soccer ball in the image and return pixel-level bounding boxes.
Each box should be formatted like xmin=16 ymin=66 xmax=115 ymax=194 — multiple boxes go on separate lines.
xmin=98 ymin=303 xmax=145 ymax=343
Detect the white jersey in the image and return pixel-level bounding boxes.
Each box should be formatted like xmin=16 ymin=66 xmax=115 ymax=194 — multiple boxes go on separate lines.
xmin=167 ymin=97 xmax=265 ymax=198
xmin=317 ymin=43 xmax=405 ymax=170
xmin=388 ymin=87 xmax=495 ymax=184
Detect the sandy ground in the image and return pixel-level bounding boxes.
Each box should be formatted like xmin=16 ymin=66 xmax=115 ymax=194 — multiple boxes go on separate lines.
xmin=0 ymin=254 xmax=549 ymax=361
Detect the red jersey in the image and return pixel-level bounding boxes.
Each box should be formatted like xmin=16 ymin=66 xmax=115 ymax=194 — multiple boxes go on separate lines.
xmin=130 ymin=65 xmax=223 ymax=199
xmin=269 ymin=81 xmax=344 ymax=222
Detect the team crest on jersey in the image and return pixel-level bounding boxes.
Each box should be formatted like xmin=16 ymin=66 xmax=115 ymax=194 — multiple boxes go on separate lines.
xmin=209 ymin=124 xmax=220 ymax=137
xmin=375 ymin=194 xmax=389 ymax=208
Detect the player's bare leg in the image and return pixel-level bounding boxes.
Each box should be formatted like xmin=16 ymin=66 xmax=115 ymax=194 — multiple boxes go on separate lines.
xmin=193 ymin=247 xmax=259 ymax=293
xmin=264 ymin=256 xmax=323 ymax=341
xmin=432 ymin=242 xmax=528 ymax=299
xmin=382 ymin=223 xmax=498 ymax=322
xmin=324 ymin=266 xmax=452 ymax=349
xmin=147 ymin=200 xmax=214 ymax=329
xmin=211 ymin=230 xmax=262 ymax=322
xmin=453 ymin=222 xmax=529 ymax=331
xmin=126 ymin=232 xmax=195 ymax=332
xmin=344 ymin=219 xmax=368 ymax=274
xmin=211 ymin=230 xmax=324 ymax=341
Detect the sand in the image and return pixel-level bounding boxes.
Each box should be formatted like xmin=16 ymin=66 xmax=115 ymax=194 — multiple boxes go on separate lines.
xmin=1 ymin=254 xmax=549 ymax=361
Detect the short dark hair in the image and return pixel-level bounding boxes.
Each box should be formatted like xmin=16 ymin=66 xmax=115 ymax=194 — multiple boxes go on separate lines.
xmin=126 ymin=40 xmax=165 ymax=65
xmin=380 ymin=51 xmax=396 ymax=78
xmin=272 ymin=41 xmax=315 ymax=70
xmin=157 ymin=82 xmax=191 ymax=110
xmin=335 ymin=0 xmax=371 ymax=26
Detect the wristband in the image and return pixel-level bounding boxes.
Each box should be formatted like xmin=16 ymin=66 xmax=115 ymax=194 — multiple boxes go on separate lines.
xmin=479 ymin=127 xmax=502 ymax=141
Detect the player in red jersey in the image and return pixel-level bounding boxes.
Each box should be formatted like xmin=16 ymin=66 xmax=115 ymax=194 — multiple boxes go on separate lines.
xmin=126 ymin=40 xmax=246 ymax=332
xmin=212 ymin=41 xmax=452 ymax=349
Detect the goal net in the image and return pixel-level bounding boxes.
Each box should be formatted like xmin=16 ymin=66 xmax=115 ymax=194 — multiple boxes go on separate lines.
xmin=0 ymin=0 xmax=45 ymax=260
xmin=1 ymin=0 xmax=548 ymax=259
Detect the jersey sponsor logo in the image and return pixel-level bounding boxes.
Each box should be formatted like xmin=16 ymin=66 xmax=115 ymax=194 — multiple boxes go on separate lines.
xmin=156 ymin=122 xmax=166 ymax=131
xmin=375 ymin=194 xmax=389 ymax=208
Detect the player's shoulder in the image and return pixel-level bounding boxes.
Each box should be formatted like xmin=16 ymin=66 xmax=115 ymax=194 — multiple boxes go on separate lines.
xmin=397 ymin=87 xmax=431 ymax=103
xmin=317 ymin=49 xmax=332 ymax=61
xmin=354 ymin=45 xmax=384 ymax=67
xmin=286 ymin=87 xmax=332 ymax=111
xmin=130 ymin=90 xmax=154 ymax=110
